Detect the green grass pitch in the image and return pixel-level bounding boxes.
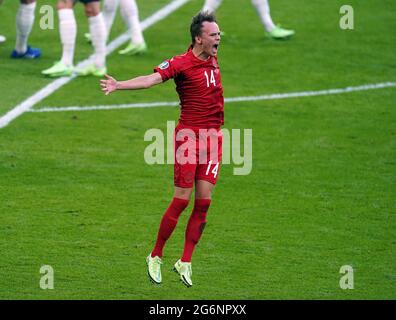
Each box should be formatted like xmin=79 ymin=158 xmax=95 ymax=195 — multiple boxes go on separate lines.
xmin=0 ymin=0 xmax=395 ymax=299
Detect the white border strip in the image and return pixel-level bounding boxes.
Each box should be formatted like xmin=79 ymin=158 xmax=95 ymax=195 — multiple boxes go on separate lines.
xmin=0 ymin=0 xmax=191 ymax=129
xmin=30 ymin=82 xmax=396 ymax=113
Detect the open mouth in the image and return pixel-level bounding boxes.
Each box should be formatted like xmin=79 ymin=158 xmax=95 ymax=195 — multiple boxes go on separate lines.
xmin=213 ymin=44 xmax=219 ymax=51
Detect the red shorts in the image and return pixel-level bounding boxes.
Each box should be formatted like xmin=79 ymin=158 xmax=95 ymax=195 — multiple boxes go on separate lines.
xmin=174 ymin=123 xmax=223 ymax=188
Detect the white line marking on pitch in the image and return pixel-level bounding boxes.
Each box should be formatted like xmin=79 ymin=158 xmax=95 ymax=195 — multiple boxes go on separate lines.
xmin=0 ymin=0 xmax=191 ymax=129
xmin=29 ymin=82 xmax=396 ymax=113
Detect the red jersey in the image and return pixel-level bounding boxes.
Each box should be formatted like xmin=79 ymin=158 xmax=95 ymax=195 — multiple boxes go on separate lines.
xmin=154 ymin=47 xmax=224 ymax=128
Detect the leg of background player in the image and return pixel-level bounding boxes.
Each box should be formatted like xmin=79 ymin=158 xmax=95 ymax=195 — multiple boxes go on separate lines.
xmin=11 ymin=0 xmax=41 ymax=59
xmin=102 ymin=0 xmax=120 ymax=38
xmin=87 ymin=3 xmax=107 ymax=70
xmin=41 ymin=0 xmax=75 ymax=76
xmin=76 ymin=1 xmax=107 ymax=77
xmin=84 ymin=0 xmax=119 ymax=43
xmin=118 ymin=0 xmax=147 ymax=55
xmin=58 ymin=1 xmax=76 ymax=68
xmin=251 ymin=0 xmax=295 ymax=39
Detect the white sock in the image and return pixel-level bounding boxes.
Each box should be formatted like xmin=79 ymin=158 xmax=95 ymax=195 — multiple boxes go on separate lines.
xmin=202 ymin=0 xmax=222 ymax=13
xmin=251 ymin=0 xmax=275 ymax=32
xmin=89 ymin=13 xmax=107 ymax=69
xmin=120 ymin=0 xmax=144 ymax=44
xmin=59 ymin=9 xmax=77 ymax=67
xmin=15 ymin=2 xmax=36 ymax=53
xmin=103 ymin=0 xmax=120 ymax=39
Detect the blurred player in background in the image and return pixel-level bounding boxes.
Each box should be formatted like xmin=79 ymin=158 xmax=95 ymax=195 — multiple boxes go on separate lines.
xmin=10 ymin=0 xmax=41 ymax=59
xmin=42 ymin=0 xmax=107 ymax=77
xmin=86 ymin=0 xmax=147 ymax=55
xmin=203 ymin=0 xmax=294 ymax=39
xmin=101 ymin=11 xmax=224 ymax=287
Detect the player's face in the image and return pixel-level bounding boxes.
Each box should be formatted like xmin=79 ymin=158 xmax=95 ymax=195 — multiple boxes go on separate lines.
xmin=199 ymin=22 xmax=221 ymax=57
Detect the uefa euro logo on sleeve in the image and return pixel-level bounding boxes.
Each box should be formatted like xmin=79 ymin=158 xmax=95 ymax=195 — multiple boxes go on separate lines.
xmin=159 ymin=61 xmax=169 ymax=70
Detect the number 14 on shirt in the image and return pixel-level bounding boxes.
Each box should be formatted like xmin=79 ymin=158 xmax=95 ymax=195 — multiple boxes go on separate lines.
xmin=204 ymin=70 xmax=216 ymax=87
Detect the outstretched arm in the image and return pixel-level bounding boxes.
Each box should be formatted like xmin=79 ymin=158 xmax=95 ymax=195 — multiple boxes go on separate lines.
xmin=100 ymin=72 xmax=163 ymax=95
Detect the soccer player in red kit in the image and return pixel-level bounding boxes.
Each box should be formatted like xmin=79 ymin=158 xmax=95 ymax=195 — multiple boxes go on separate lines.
xmin=100 ymin=11 xmax=223 ymax=287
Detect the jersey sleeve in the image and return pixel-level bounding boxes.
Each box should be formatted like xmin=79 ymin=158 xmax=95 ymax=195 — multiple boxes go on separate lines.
xmin=153 ymin=57 xmax=181 ymax=82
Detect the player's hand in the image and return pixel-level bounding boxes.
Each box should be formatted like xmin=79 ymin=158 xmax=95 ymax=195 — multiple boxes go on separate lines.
xmin=100 ymin=74 xmax=118 ymax=95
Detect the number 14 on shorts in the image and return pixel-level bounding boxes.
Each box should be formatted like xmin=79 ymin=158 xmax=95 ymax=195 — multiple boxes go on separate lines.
xmin=205 ymin=160 xmax=219 ymax=178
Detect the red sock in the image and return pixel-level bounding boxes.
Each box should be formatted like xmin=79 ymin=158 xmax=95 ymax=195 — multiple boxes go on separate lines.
xmin=151 ymin=197 xmax=189 ymax=258
xmin=181 ymin=199 xmax=211 ymax=262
